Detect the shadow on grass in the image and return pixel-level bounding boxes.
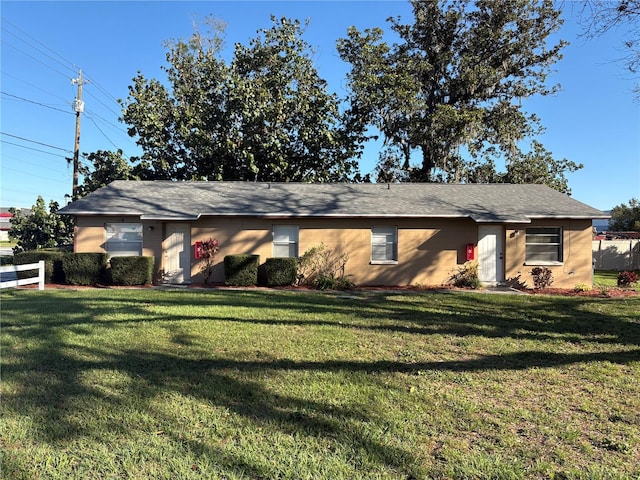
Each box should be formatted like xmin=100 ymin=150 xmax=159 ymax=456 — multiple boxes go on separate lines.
xmin=4 ymin=288 xmax=639 ymax=346
xmin=2 ymin=288 xmax=639 ymax=477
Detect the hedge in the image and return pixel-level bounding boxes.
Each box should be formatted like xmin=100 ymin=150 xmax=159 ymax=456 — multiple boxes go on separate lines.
xmin=110 ymin=256 xmax=154 ymax=285
xmin=262 ymin=257 xmax=297 ymax=287
xmin=14 ymin=250 xmax=66 ymax=283
xmin=62 ymin=253 xmax=107 ymax=285
xmin=224 ymin=254 xmax=259 ymax=286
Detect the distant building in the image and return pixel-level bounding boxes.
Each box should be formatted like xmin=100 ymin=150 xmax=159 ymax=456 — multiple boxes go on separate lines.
xmin=592 ymin=213 xmax=610 ymax=234
xmin=0 ymin=208 xmax=30 ymax=241
xmin=0 ymin=210 xmax=13 ymax=241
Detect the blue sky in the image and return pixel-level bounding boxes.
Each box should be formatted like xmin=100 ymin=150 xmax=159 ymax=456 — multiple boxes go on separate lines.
xmin=1 ymin=1 xmax=638 ymax=211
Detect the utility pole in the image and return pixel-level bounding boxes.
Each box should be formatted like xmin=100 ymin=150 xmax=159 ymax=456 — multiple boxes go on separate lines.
xmin=71 ymin=69 xmax=87 ymax=199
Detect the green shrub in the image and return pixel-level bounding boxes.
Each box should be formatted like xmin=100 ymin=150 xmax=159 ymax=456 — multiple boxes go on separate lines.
xmin=531 ymin=266 xmax=554 ymax=289
xmin=110 ymin=256 xmax=155 ymax=286
xmin=262 ymin=257 xmax=298 ymax=287
xmin=14 ymin=250 xmax=66 ymax=283
xmin=297 ymin=243 xmax=352 ymax=289
xmin=617 ymin=271 xmax=639 ymax=287
xmin=0 ymin=256 xmax=14 ymax=266
xmin=450 ymin=261 xmax=481 ymax=289
xmin=62 ymin=253 xmax=107 ymax=285
xmin=224 ymin=254 xmax=259 ymax=286
xmin=315 ymin=274 xmax=355 ymax=291
xmin=574 ymin=283 xmax=591 ymax=292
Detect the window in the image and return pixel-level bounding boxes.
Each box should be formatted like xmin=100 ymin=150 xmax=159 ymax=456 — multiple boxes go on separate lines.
xmin=371 ymin=226 xmax=397 ymax=263
xmin=273 ymin=225 xmax=298 ymax=258
xmin=105 ymin=223 xmax=142 ymax=257
xmin=525 ymin=227 xmax=562 ymax=263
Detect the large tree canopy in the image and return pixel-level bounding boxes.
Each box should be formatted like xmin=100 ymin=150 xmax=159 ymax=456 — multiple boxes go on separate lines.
xmin=120 ymin=16 xmax=363 ymax=183
xmin=337 ymin=0 xmax=581 ymax=192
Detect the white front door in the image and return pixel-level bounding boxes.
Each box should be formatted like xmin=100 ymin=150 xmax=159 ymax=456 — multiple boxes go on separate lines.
xmin=164 ymin=223 xmax=191 ymax=284
xmin=477 ymin=225 xmax=504 ymax=285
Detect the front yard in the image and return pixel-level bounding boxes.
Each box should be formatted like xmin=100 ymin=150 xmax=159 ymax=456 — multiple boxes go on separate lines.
xmin=1 ymin=288 xmax=639 ymax=479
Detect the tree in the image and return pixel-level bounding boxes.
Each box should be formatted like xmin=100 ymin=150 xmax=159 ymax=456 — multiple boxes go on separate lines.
xmin=9 ymin=197 xmax=73 ymax=253
xmin=580 ymin=0 xmax=640 ymax=97
xmin=502 ymin=141 xmax=582 ymax=194
xmin=337 ymin=0 xmax=576 ymax=189
xmin=77 ymin=149 xmax=139 ymax=198
xmin=121 ymin=16 xmax=363 ymax=182
xmin=609 ymin=198 xmax=640 ymax=231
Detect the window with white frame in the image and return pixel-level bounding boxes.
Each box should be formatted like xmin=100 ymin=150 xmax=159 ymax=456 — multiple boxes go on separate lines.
xmin=273 ymin=225 xmax=298 ymax=258
xmin=525 ymin=227 xmax=563 ymax=263
xmin=105 ymin=223 xmax=143 ymax=257
xmin=371 ymin=226 xmax=397 ymax=263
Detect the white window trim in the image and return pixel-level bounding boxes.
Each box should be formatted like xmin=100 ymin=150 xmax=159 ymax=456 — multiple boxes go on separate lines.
xmin=524 ymin=227 xmax=563 ymax=265
xmin=371 ymin=226 xmax=398 ymax=264
xmin=104 ymin=222 xmax=143 ymax=258
xmin=272 ymin=225 xmax=299 ymax=258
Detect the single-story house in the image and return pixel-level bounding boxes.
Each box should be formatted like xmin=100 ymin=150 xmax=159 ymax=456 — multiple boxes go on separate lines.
xmin=0 ymin=209 xmax=14 ymax=242
xmin=58 ymin=181 xmax=608 ymax=288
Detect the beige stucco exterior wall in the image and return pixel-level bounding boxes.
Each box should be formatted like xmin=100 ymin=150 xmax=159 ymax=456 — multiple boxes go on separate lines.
xmin=74 ymin=216 xmax=163 ymax=280
xmin=190 ymin=217 xmax=478 ymax=286
xmin=504 ymin=219 xmax=594 ymax=289
xmin=73 ymin=215 xmax=594 ymax=287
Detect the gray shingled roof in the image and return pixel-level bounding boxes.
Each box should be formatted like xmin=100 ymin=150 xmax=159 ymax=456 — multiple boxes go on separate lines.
xmin=58 ymin=181 xmax=608 ymax=223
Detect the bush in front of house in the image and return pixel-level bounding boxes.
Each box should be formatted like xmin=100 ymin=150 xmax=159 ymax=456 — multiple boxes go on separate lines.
xmin=531 ymin=266 xmax=553 ymax=289
xmin=617 ymin=270 xmax=639 ymax=287
xmin=224 ymin=254 xmax=259 ymax=286
xmin=297 ymin=243 xmax=352 ymax=290
xmin=450 ymin=261 xmax=481 ymax=289
xmin=110 ymin=256 xmax=155 ymax=286
xmin=262 ymin=257 xmax=298 ymax=287
xmin=62 ymin=253 xmax=107 ymax=285
xmin=14 ymin=250 xmax=66 ymax=283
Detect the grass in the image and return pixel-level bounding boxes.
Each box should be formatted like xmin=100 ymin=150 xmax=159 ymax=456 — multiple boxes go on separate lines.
xmin=595 ymin=270 xmax=640 ymax=292
xmin=1 ymin=288 xmax=639 ymax=479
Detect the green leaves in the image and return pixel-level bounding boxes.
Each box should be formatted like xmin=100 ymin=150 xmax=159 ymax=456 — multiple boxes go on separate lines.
xmin=9 ymin=197 xmax=73 ymax=254
xmin=339 ymin=0 xmax=576 ymax=190
xmin=609 ymin=198 xmax=640 ymax=231
xmin=119 ymin=16 xmax=362 ymax=183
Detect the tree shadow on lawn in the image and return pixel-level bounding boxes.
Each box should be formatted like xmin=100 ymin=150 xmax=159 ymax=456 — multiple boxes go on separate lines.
xmin=3 ymin=289 xmax=640 ymax=477
xmin=2 ymin=343 xmax=422 ymax=478
xmin=3 ymin=339 xmax=640 ymax=476
xmin=4 ymin=289 xmax=638 ymax=348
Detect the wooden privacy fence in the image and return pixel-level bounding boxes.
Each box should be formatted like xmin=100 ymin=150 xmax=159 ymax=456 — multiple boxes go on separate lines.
xmin=592 ymin=239 xmax=640 ymax=271
xmin=0 ymin=261 xmax=45 ymax=290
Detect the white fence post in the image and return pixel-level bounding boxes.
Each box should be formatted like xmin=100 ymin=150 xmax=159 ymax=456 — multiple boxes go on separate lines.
xmin=0 ymin=261 xmax=46 ymax=290
xmin=38 ymin=260 xmax=45 ymax=290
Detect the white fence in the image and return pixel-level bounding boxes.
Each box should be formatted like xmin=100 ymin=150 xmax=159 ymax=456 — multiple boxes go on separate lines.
xmin=0 ymin=261 xmax=45 ymax=290
xmin=592 ymin=240 xmax=640 ymax=271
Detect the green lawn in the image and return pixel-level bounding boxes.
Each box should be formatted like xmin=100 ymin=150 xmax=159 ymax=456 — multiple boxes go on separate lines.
xmin=1 ymin=288 xmax=639 ymax=479
xmin=595 ymin=270 xmax=640 ymax=292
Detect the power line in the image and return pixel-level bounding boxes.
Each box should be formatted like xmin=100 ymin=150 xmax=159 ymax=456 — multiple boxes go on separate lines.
xmin=1 ymin=140 xmax=71 ymax=158
xmin=83 ymin=72 xmax=122 ymax=105
xmin=86 ymin=115 xmax=122 ymax=153
xmin=0 ymin=132 xmax=74 ymax=153
xmin=1 ymin=153 xmax=73 ymax=174
xmin=1 ymin=18 xmax=77 ymax=74
xmin=2 ymin=165 xmax=71 ymax=184
xmin=1 ymin=91 xmax=74 ymax=115
xmin=1 ymin=39 xmax=74 ymax=80
xmin=2 ymin=72 xmax=70 ymax=103
xmin=84 ymin=89 xmax=121 ymax=117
